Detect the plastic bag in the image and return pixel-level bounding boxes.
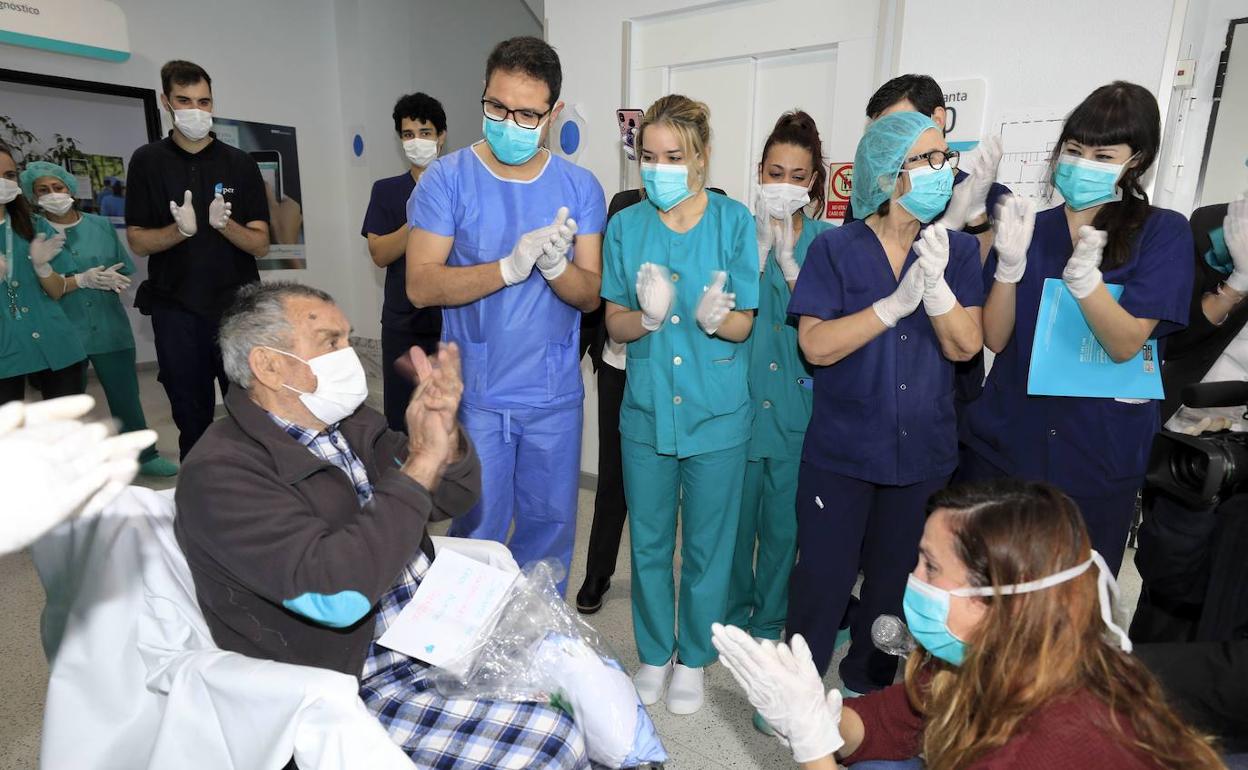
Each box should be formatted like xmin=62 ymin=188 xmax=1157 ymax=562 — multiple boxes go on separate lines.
xmin=432 ymin=560 xmax=667 ymax=768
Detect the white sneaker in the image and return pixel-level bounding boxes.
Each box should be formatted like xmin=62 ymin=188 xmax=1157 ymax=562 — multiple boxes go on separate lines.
xmin=665 ymin=663 xmax=704 ymax=715
xmin=633 ymin=660 xmax=673 ymax=706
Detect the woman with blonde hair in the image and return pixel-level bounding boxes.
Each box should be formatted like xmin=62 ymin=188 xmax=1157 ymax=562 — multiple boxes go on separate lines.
xmin=714 ymin=479 xmax=1226 ymax=769
xmin=600 ymin=94 xmax=758 ymax=714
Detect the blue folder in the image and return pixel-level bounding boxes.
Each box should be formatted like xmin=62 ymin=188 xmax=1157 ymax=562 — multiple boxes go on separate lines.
xmin=1027 ymin=278 xmax=1163 ymax=400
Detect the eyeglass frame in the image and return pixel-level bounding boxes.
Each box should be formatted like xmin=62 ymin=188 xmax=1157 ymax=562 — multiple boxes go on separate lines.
xmin=480 ymin=93 xmax=552 ymax=130
xmin=902 ymin=148 xmax=960 ymax=172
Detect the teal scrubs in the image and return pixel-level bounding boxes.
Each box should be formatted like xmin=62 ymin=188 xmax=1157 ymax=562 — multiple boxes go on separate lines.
xmin=727 ymin=215 xmax=835 ymax=639
xmin=0 ymin=217 xmax=86 ymax=380
xmin=45 ymin=212 xmax=158 ymax=461
xmin=601 ymin=191 xmax=759 ymax=667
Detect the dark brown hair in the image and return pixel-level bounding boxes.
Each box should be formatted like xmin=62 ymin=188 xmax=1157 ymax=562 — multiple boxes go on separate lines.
xmin=0 ymin=141 xmax=35 ymax=241
xmin=160 ymin=60 xmax=212 ymax=97
xmin=759 ymin=110 xmax=827 ymax=218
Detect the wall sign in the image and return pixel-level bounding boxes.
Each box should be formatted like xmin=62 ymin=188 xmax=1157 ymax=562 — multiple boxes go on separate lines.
xmin=0 ymin=0 xmax=130 ymax=62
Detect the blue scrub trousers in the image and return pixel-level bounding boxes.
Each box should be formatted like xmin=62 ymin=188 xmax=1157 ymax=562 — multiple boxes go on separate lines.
xmin=622 ymin=437 xmax=747 ymax=668
xmin=787 ymin=464 xmax=947 ymax=693
xmin=955 ymin=446 xmax=1139 ymax=576
xmin=450 ymin=403 xmax=582 ymax=595
xmin=727 ymin=455 xmax=800 ymax=640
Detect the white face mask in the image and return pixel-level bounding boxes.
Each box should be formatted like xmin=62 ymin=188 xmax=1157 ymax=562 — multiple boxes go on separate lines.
xmin=173 ymin=108 xmax=213 ymax=141
xmin=0 ymin=178 xmax=20 ymax=205
xmin=403 ymin=137 xmax=439 ymax=168
xmin=265 ymin=346 xmax=368 ymax=426
xmin=37 ymin=192 xmax=75 ymax=216
xmin=760 ymin=182 xmax=812 ymax=219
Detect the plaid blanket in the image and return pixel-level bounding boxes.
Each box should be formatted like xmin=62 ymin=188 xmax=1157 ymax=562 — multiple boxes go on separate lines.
xmin=359 ymin=558 xmax=590 ymax=770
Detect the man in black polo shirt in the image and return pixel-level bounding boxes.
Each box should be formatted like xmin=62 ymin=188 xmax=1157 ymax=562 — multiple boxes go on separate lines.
xmin=361 ymin=92 xmax=447 ymax=432
xmin=125 ymin=60 xmax=270 ymax=459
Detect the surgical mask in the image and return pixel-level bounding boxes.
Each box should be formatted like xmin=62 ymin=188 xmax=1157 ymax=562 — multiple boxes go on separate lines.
xmin=37 ymin=192 xmax=75 ymax=216
xmin=760 ymin=182 xmax=811 ymax=219
xmin=0 ymin=179 xmax=19 ymax=205
xmin=902 ymin=549 xmax=1132 ymax=667
xmin=1052 ymin=155 xmax=1127 ymax=211
xmin=897 ymin=165 xmax=954 ymax=223
xmin=403 ymin=137 xmax=439 ymax=168
xmin=482 ymin=116 xmax=544 ymax=165
xmin=264 ymin=346 xmax=368 ymax=426
xmin=641 ymin=162 xmax=694 ymax=212
xmin=173 ymin=108 xmax=213 ymax=141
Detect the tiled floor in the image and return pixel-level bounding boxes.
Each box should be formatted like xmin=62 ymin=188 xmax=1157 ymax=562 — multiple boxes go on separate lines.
xmin=0 ymin=365 xmax=1144 ymax=769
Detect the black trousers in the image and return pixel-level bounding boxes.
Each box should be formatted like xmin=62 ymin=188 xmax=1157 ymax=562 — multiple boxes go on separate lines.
xmin=583 ymin=362 xmax=627 ymax=579
xmin=150 ymin=305 xmax=229 ymax=460
xmin=0 ymin=360 xmax=87 ymax=404
xmin=380 ymin=325 xmax=441 ymax=433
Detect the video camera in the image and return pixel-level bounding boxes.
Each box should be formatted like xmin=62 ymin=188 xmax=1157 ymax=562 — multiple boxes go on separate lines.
xmin=1147 ymin=381 xmax=1248 ymax=508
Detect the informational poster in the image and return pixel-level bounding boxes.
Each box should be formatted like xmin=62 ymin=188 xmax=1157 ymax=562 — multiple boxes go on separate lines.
xmin=941 ymin=78 xmax=987 ymax=153
xmin=212 ymin=117 xmax=306 ymax=270
xmin=826 ymin=162 xmax=852 ymax=221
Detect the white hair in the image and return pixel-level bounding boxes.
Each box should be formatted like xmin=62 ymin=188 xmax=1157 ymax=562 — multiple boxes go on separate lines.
xmin=219 ymin=281 xmax=334 ymax=388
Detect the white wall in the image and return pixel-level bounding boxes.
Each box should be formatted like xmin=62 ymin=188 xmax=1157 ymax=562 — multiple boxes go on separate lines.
xmin=0 ymin=0 xmax=539 ymax=343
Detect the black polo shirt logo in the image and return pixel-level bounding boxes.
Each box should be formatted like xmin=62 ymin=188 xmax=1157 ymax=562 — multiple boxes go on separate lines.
xmin=213 ymin=182 xmax=236 ymax=196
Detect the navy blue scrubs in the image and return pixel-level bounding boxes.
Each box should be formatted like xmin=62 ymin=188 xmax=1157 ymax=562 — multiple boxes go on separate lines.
xmin=960 ymin=205 xmax=1194 ymax=574
xmin=785 ymin=220 xmax=985 ymax=691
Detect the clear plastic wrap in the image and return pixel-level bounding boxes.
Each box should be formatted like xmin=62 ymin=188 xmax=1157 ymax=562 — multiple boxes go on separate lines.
xmin=432 ymin=560 xmax=667 ymax=768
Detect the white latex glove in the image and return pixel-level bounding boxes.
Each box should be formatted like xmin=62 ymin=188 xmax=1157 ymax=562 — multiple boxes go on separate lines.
xmin=1063 ymin=225 xmax=1107 ymax=299
xmin=772 ymin=217 xmax=800 ymax=282
xmin=992 ymin=195 xmax=1036 ymax=284
xmin=754 ymin=188 xmax=775 ymax=273
xmin=696 ymin=271 xmax=736 ymax=336
xmin=916 ymin=224 xmax=956 ymax=317
xmin=207 ymin=193 xmax=232 ymax=230
xmin=874 ymin=261 xmax=927 ymax=328
xmin=1223 ymin=195 xmax=1248 ymax=294
xmin=636 ymin=262 xmax=674 ymax=332
xmin=500 ymin=207 xmax=568 ymax=286
xmin=0 ymin=395 xmax=157 ymax=554
xmin=28 ymin=232 xmax=67 ymax=278
xmin=712 ymin=624 xmax=845 ymax=763
xmin=536 ymin=207 xmax=578 ymax=281
xmin=170 ymin=190 xmax=197 ymax=237
xmin=77 ymin=263 xmax=132 ymax=293
xmin=935 ymin=136 xmax=1003 ymax=230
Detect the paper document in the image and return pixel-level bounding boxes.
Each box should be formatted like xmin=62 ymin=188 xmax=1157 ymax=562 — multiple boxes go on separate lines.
xmin=1027 ymin=278 xmax=1163 ymax=400
xmin=377 ymin=548 xmax=518 ymax=676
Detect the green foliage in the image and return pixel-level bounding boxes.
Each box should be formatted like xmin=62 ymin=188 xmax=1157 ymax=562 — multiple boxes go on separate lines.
xmin=0 ymin=115 xmax=87 ymax=168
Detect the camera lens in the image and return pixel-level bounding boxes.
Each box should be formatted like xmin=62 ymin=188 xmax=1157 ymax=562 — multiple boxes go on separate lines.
xmin=1170 ymin=450 xmax=1210 ymax=491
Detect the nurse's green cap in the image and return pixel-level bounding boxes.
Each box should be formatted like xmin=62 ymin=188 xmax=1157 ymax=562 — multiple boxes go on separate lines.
xmin=851 ymin=111 xmax=940 ymax=217
xmin=19 ymin=161 xmax=77 ymax=201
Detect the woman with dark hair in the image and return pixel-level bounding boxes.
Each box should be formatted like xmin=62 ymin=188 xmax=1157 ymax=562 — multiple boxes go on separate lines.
xmin=729 ymin=110 xmax=833 ymax=660
xmin=960 ymin=81 xmax=1195 ymax=575
xmin=0 ymin=142 xmax=88 ymax=403
xmin=714 ymin=480 xmax=1226 ymax=770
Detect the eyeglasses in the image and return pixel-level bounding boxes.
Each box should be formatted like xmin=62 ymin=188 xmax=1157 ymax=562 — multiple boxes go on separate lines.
xmin=481 ymin=97 xmax=550 ymax=130
xmin=903 ymin=148 xmax=960 ymax=172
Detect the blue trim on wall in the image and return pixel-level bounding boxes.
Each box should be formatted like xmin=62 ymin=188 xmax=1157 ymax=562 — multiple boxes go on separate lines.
xmin=0 ymin=30 xmax=129 ymax=62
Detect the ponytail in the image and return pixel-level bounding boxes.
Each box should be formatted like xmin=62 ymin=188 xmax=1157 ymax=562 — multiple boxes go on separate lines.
xmin=760 ymin=110 xmax=827 ymax=218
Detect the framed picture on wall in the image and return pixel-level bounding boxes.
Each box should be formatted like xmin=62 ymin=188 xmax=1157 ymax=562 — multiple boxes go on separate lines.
xmin=0 ymin=67 xmax=161 ymax=362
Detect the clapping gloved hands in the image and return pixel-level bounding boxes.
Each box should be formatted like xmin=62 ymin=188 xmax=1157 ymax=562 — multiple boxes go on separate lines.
xmin=28 ymin=232 xmax=67 ymax=278
xmin=872 ymin=224 xmax=958 ymax=328
xmin=936 ymin=135 xmax=1003 ymax=232
xmin=77 ymin=263 xmax=132 ymax=294
xmin=1063 ymin=225 xmax=1109 ymax=300
xmin=753 ymin=189 xmax=802 ymax=281
xmin=712 ymin=623 xmax=845 ymax=764
xmin=500 ymin=206 xmax=578 ymax=285
xmin=0 ymin=395 xmax=157 ymax=554
xmin=696 ymin=271 xmax=736 ymax=336
xmin=636 ymin=262 xmax=674 ymax=332
xmin=1223 ymin=194 xmax=1248 ymax=294
xmin=991 ymin=195 xmax=1036 ymax=284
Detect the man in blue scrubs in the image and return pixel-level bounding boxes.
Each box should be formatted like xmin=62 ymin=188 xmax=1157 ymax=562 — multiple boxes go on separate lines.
xmin=362 ymin=92 xmax=447 ymax=432
xmin=405 ymin=37 xmax=606 ymax=593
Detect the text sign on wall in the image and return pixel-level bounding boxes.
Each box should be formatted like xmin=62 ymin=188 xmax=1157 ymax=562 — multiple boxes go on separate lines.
xmin=826 ymin=162 xmax=852 ymax=220
xmin=941 ymin=78 xmax=986 ymax=153
xmin=0 ymin=1 xmax=130 ymax=62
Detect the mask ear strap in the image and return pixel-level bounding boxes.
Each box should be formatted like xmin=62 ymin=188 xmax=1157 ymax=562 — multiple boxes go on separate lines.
xmin=1091 ymin=550 xmax=1133 ymax=653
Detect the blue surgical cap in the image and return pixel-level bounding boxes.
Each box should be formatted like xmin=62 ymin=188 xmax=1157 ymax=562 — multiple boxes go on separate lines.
xmin=851 ymin=112 xmax=941 ymax=216
xmin=20 ymin=161 xmax=77 ymax=200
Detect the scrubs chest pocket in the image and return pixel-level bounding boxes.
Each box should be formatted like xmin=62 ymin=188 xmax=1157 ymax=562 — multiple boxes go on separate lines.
xmin=704 ymin=356 xmax=748 ymax=416
xmin=545 ymin=340 xmax=580 ymax=400
xmin=457 ymin=340 xmax=489 ymax=394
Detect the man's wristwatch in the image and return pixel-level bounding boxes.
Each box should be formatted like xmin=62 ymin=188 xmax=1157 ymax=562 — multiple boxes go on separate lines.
xmin=963 ymin=219 xmax=992 ymax=235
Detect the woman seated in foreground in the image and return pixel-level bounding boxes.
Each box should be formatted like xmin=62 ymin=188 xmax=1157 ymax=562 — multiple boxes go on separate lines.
xmin=713 ymin=479 xmax=1226 ymax=769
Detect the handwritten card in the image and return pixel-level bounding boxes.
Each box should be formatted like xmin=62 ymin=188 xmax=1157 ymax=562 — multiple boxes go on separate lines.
xmin=377 ymin=548 xmax=518 ymax=677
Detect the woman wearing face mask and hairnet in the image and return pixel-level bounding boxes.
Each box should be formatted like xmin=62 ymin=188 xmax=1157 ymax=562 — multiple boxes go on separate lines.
xmin=0 ymin=144 xmax=89 ymax=405
xmin=959 ymin=81 xmax=1194 ymax=577
xmin=19 ymin=161 xmax=176 ymax=477
xmin=785 ymin=111 xmax=984 ymax=698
